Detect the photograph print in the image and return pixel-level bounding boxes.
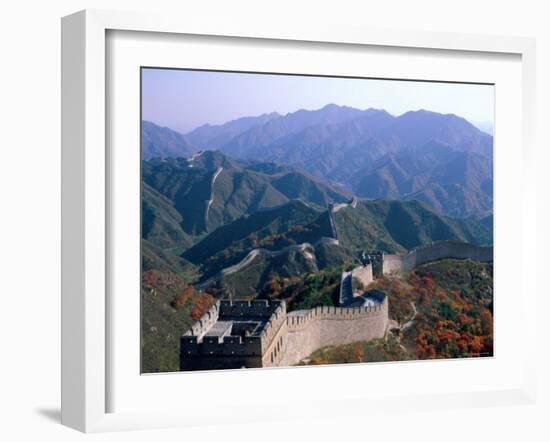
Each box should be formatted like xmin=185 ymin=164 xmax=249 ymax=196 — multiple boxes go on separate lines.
xmin=141 ymin=68 xmax=494 ymax=373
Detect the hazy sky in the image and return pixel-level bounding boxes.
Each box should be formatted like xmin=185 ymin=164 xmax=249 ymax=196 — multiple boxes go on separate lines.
xmin=141 ymin=68 xmax=494 ymax=134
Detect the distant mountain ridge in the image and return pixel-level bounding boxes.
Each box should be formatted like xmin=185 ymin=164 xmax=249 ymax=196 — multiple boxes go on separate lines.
xmin=220 ymin=104 xmax=369 ymax=159
xmin=142 ymin=104 xmax=493 ymax=218
xmin=352 ymin=145 xmax=493 ymax=218
xmin=142 ymin=150 xmax=350 ymax=239
xmin=141 ymin=121 xmax=196 ymax=160
xmin=186 ymin=112 xmax=280 ymax=150
xmin=332 ymin=199 xmax=492 ymax=254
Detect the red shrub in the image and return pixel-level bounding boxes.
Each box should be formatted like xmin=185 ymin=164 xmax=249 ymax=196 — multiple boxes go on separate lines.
xmin=190 ymin=292 xmax=215 ymax=320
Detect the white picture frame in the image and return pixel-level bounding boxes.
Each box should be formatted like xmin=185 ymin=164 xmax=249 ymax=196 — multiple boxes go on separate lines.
xmin=61 ymin=9 xmax=538 ymax=433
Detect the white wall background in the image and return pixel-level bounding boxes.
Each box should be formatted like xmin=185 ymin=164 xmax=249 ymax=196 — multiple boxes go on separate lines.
xmin=0 ymin=1 xmax=548 ymax=441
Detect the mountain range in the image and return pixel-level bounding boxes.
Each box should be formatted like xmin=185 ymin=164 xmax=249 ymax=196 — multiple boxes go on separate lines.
xmin=140 ymin=103 xmax=494 ymax=373
xmin=142 ymin=104 xmax=493 ymax=219
xmin=142 ymin=150 xmax=349 ymax=239
xmin=142 ymin=149 xmax=492 ymax=297
xmin=184 ymin=197 xmax=490 ymax=297
xmin=141 ymin=120 xmax=196 ymax=160
xmin=351 ymin=144 xmax=493 ymax=218
xmin=141 ymin=105 xmax=493 ymax=296
xmin=140 ymin=123 xmax=493 ymax=372
xmin=186 ymin=112 xmax=280 ymax=150
xmin=331 ymin=199 xmax=491 ymax=253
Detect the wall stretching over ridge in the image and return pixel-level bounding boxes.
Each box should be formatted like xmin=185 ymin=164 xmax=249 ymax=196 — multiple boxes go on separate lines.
xmin=183 ymin=240 xmax=491 ymax=370
xmin=277 ymin=300 xmax=388 ymax=367
xmin=195 ymin=237 xmax=340 ymax=291
xmin=181 ymin=298 xmax=389 ymax=369
xmin=351 ymin=265 xmax=373 ymax=291
xmin=382 ymin=240 xmax=493 ymax=274
xmin=339 ymin=264 xmax=374 ymax=305
xmin=328 ymin=197 xmax=357 ymax=241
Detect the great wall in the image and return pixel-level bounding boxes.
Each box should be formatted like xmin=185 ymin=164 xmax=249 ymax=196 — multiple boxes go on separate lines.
xmin=195 ymin=198 xmax=355 ymax=290
xmin=195 ymin=237 xmax=340 ymax=291
xmin=204 ymin=166 xmax=223 ymax=227
xmin=182 ymin=239 xmax=493 ymax=370
xmin=339 ymin=264 xmax=373 ymax=305
xmin=181 ymin=297 xmax=388 ymax=370
xmin=279 ymin=297 xmax=387 ymax=366
xmin=327 ymin=197 xmax=357 ymax=241
xmin=199 ymin=200 xmax=494 ymax=287
xmin=381 ymin=240 xmax=493 ymax=273
xmin=220 ymin=238 xmax=339 ymax=274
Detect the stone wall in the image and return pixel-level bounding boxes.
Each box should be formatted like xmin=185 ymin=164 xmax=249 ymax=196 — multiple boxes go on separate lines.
xmin=339 ymin=264 xmax=374 ymax=305
xmin=328 ymin=198 xmax=357 ymax=241
xmin=277 ymin=300 xmax=388 ymax=367
xmin=181 ymin=297 xmax=389 ymax=370
xmin=331 ymin=197 xmax=358 ymax=213
xmin=180 ymin=329 xmax=266 ymax=370
xmin=382 ymin=241 xmax=493 ymax=274
xmin=180 ymin=300 xmax=287 ymax=370
xmin=185 ymin=301 xmax=220 ymax=339
xmin=351 ymin=264 xmax=373 ymax=293
xmin=261 ymin=319 xmax=288 ymax=367
xmin=338 ymin=271 xmax=352 ymax=305
xmin=218 ymin=299 xmax=282 ymax=318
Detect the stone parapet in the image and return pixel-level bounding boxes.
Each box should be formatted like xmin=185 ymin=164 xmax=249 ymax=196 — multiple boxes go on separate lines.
xmin=382 ymin=241 xmax=493 ymax=274
xmin=278 ymin=298 xmax=388 ymax=366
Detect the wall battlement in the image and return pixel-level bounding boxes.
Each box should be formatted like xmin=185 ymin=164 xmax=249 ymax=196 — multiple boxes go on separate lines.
xmin=185 ymin=301 xmax=221 ymax=339
xmin=181 ymin=296 xmax=388 ymax=370
xmin=278 ymin=296 xmax=388 ymax=366
xmin=180 ymin=299 xmax=288 ymax=369
xmin=181 ymin=334 xmax=263 ymax=357
xmin=351 ymin=264 xmax=374 ymax=292
xmin=339 ymin=264 xmax=374 ymax=305
xmin=382 ymin=240 xmax=493 ymax=274
xmin=218 ymin=299 xmax=284 ymax=318
xmin=286 ymin=302 xmax=385 ymax=329
xmin=331 ymin=197 xmax=358 ymax=213
xmin=181 ymin=240 xmax=491 ymax=370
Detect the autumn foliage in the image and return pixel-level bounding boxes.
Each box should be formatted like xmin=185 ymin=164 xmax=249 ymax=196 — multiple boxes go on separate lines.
xmin=407 ymin=261 xmax=494 ymax=359
xmin=142 ymin=269 xmax=178 ymax=291
xmin=190 ymin=293 xmax=216 ymax=320
xmin=170 ymin=283 xmax=196 ymax=309
xmin=258 ymin=267 xmax=341 ymax=311
xmin=168 ymin=282 xmax=216 ymax=321
xmin=371 ymin=259 xmax=493 ymax=361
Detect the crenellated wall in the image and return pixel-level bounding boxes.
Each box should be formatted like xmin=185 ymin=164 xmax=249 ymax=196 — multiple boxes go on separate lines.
xmin=331 ymin=197 xmax=358 ymax=213
xmin=181 ymin=297 xmax=388 ymax=370
xmin=185 ymin=301 xmax=221 ymax=339
xmin=382 ymin=241 xmax=493 ymax=274
xmin=182 ymin=240 xmax=491 ymax=370
xmin=339 ymin=264 xmax=374 ymax=305
xmin=218 ymin=299 xmax=283 ymax=318
xmin=180 ymin=300 xmax=288 ymax=370
xmin=277 ymin=299 xmax=388 ymax=367
xmin=351 ymin=264 xmax=374 ymax=292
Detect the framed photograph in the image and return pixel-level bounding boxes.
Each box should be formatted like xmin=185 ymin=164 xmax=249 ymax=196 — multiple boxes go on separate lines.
xmin=61 ymin=9 xmax=537 ymax=432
